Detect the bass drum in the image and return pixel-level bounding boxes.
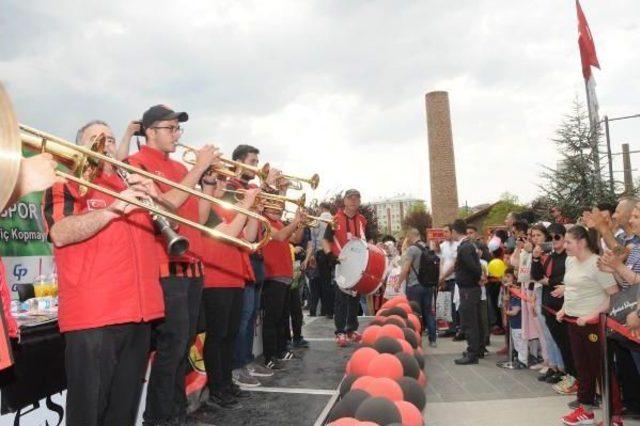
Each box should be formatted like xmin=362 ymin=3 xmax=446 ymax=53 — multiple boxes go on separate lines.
xmin=335 ymin=239 xmax=387 ymax=295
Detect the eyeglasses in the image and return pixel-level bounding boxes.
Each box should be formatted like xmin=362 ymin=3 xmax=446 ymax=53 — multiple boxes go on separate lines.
xmin=550 ymin=234 xmax=563 ymax=241
xmin=151 ymin=125 xmax=184 ymax=134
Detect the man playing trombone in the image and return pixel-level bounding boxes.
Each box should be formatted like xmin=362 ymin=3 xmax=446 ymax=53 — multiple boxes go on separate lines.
xmin=125 ymin=105 xmax=222 ymax=426
xmin=42 ymin=120 xmax=165 ymax=426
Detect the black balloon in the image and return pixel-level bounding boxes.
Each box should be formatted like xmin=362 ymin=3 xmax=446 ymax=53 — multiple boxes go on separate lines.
xmin=373 ymin=336 xmax=403 ymax=355
xmin=414 ymin=349 xmax=425 ymax=369
xmin=339 ymin=374 xmax=359 ymax=397
xmin=355 ymin=396 xmax=402 ymax=425
xmin=396 ymin=376 xmax=427 ymax=411
xmin=395 ymin=352 xmax=420 ymax=379
xmin=402 ymin=328 xmax=419 ymax=349
xmin=327 ymin=389 xmax=371 ymax=422
xmin=387 ymin=306 xmax=408 ymax=319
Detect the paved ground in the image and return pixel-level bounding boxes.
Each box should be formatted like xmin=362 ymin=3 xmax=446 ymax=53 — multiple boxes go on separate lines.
xmin=425 ymin=334 xmax=640 ymax=426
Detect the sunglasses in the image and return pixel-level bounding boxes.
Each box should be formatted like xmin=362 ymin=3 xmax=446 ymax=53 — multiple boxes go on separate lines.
xmin=550 ymin=234 xmax=563 ymax=241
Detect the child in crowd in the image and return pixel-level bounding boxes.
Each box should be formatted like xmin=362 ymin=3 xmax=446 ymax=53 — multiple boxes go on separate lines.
xmin=503 ymin=268 xmax=527 ymax=368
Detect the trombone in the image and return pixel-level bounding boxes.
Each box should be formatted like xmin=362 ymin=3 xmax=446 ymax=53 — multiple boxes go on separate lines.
xmin=0 ymin=86 xmax=271 ymax=251
xmin=177 ymin=142 xmax=319 ymax=190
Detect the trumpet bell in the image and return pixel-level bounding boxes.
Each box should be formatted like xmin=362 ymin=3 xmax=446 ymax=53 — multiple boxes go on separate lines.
xmin=0 ymin=84 xmax=23 ymax=212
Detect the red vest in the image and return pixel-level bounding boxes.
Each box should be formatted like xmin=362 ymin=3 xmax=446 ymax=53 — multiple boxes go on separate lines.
xmin=330 ymin=209 xmax=368 ymax=256
xmin=126 ymin=146 xmax=203 ymax=269
xmin=202 ymin=205 xmax=254 ymax=288
xmin=44 ymin=175 xmax=164 ymax=332
xmin=262 ymin=219 xmax=293 ymax=279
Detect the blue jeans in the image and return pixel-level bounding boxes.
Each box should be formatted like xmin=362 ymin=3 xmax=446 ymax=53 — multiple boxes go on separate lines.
xmin=233 ymin=257 xmax=265 ymax=369
xmin=406 ymin=285 xmax=437 ymax=343
xmin=534 ymin=286 xmax=564 ymax=370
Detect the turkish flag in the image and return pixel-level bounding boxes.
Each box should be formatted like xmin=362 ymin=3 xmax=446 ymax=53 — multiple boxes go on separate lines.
xmin=576 ymin=0 xmax=600 ymax=80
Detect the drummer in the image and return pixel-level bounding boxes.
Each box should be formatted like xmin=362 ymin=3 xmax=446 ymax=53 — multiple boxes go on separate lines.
xmin=261 ymin=204 xmax=305 ymax=369
xmin=323 ymin=188 xmax=369 ymax=347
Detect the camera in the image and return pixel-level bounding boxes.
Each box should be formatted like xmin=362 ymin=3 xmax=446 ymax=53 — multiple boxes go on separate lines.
xmin=133 ymin=120 xmax=145 ymax=137
xmin=540 ymin=242 xmax=553 ymax=254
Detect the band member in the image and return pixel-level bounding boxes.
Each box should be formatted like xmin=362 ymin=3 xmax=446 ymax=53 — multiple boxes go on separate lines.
xmin=200 ymin=182 xmax=261 ymax=410
xmin=261 ymin=205 xmax=305 ymax=368
xmin=323 ymin=189 xmax=368 ymax=347
xmin=125 ymin=105 xmax=221 ymax=426
xmin=228 ymin=144 xmax=284 ymax=385
xmin=42 ymin=120 xmax=163 ymax=426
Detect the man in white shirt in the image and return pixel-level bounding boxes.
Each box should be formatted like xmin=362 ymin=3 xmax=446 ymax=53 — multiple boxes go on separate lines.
xmin=438 ymin=224 xmax=460 ymax=338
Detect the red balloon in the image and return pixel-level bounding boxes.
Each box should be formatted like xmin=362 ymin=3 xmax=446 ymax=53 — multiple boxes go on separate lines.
xmin=367 ymin=377 xmax=404 ymax=401
xmin=367 ymin=353 xmax=404 ymax=379
xmin=394 ymin=400 xmax=424 ymax=426
xmin=380 ymin=324 xmax=404 ymax=340
xmin=418 ymin=371 xmax=427 ymax=387
xmin=362 ymin=326 xmax=382 ymax=346
xmin=347 ymin=347 xmax=380 ymax=376
xmin=407 ymin=314 xmax=422 ymax=333
xmin=327 ymin=417 xmax=359 ymax=426
xmin=352 ymin=375 xmax=376 ymax=392
xmin=396 ymin=338 xmax=414 ymax=355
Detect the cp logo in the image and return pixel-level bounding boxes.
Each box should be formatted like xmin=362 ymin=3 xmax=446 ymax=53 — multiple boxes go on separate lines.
xmin=13 ymin=264 xmax=28 ymax=281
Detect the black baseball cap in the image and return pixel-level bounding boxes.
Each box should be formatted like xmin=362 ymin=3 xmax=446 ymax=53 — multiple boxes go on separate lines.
xmin=344 ymin=189 xmax=361 ymax=198
xmin=141 ymin=105 xmax=189 ymax=129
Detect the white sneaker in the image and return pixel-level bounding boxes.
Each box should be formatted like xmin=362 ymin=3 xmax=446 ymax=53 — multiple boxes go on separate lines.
xmin=247 ymin=362 xmax=275 ymax=377
xmin=529 ymin=362 xmax=545 ymax=370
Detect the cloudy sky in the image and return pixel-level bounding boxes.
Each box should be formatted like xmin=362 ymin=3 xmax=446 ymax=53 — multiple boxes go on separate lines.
xmin=2 ymin=0 xmax=639 ymax=209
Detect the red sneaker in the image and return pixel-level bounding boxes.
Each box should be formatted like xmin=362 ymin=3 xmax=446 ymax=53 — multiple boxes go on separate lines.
xmin=335 ymin=333 xmax=348 ymax=347
xmin=347 ymin=331 xmax=362 ymax=343
xmin=561 ymin=406 xmax=595 ymax=425
xmin=597 ymin=415 xmax=623 ymax=426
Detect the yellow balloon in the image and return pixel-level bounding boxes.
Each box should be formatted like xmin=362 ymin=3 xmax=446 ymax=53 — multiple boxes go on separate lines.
xmin=488 ymin=258 xmax=507 ymax=278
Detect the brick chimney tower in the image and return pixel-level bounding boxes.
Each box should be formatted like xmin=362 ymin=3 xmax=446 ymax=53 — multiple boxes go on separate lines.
xmin=425 ymin=91 xmax=459 ymax=227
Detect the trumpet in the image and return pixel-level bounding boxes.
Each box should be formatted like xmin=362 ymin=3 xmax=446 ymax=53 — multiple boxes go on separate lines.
xmin=176 ymin=142 xmax=270 ymax=180
xmin=224 ymin=189 xmax=306 ymax=211
xmin=177 ymin=142 xmax=319 ymax=191
xmin=0 ymin=86 xmax=271 ymax=251
xmin=283 ymin=209 xmax=336 ymax=228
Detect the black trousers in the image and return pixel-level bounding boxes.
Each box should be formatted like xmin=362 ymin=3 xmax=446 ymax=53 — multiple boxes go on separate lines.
xmin=458 ymin=286 xmax=484 ymax=360
xmin=309 ymin=276 xmax=322 ymax=316
xmin=262 ymin=280 xmax=290 ymax=361
xmin=283 ymin=284 xmax=303 ymax=341
xmin=202 ymin=287 xmax=243 ymax=393
xmin=486 ymin=280 xmax=502 ymax=328
xmin=334 ymin=287 xmax=360 ymax=335
xmin=543 ymin=309 xmax=577 ymax=377
xmin=65 ymin=322 xmax=151 ymax=426
xmin=144 ymin=276 xmax=203 ymax=424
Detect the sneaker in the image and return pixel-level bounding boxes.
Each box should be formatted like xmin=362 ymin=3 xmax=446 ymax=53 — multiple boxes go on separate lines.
xmin=546 ymin=371 xmax=566 ymax=384
xmin=277 ymin=351 xmax=296 ymax=361
xmin=205 ymin=390 xmax=242 ymax=410
xmin=554 ymin=376 xmax=578 ymax=395
xmin=227 ymin=383 xmax=252 ymax=398
xmin=336 ymin=333 xmax=348 ymax=347
xmin=347 ymin=331 xmax=362 ymax=343
xmin=429 ymin=341 xmax=438 ymax=348
xmin=599 ymin=415 xmax=623 ymax=426
xmin=538 ymin=366 xmax=550 ymax=375
xmin=292 ymin=338 xmax=310 ymax=348
xmin=264 ymin=359 xmax=284 ymax=370
xmin=452 ymin=332 xmax=466 ymax=341
xmin=247 ymin=362 xmax=274 ymax=377
xmin=552 ymin=374 xmax=571 ymax=392
xmin=529 ymin=362 xmax=545 ymax=370
xmin=538 ymin=369 xmax=556 ymax=382
xmin=232 ymin=368 xmax=260 ymax=387
xmin=561 ymin=406 xmax=594 ymax=425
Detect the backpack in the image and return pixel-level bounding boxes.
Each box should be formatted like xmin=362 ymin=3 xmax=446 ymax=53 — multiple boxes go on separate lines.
xmin=411 ymin=244 xmax=440 ymax=287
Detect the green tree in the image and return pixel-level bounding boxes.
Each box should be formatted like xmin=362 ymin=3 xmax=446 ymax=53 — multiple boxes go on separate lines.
xmin=482 ymin=200 xmax=525 ymax=230
xmin=538 ymin=100 xmax=618 ymax=221
xmin=402 ymin=202 xmax=432 ymax=240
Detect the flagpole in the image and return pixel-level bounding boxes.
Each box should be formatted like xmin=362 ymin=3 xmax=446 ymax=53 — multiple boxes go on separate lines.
xmin=585 ymin=78 xmax=602 ymax=193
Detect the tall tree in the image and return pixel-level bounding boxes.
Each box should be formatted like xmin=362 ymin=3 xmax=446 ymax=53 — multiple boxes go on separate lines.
xmin=539 ymin=100 xmax=617 ymax=221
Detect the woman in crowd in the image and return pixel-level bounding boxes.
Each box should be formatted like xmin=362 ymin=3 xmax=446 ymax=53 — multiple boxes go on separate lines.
xmin=557 ymin=225 xmax=622 ymax=425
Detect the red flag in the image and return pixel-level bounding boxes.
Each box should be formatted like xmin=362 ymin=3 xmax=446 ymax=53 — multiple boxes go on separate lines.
xmin=576 ymin=0 xmax=600 ymax=80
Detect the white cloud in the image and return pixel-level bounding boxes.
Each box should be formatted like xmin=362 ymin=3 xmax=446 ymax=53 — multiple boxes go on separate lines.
xmin=2 ymin=0 xmax=638 ymax=210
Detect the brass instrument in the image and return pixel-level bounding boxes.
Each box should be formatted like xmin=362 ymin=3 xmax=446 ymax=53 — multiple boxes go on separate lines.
xmin=283 ymin=209 xmax=336 ymax=228
xmin=0 ymin=85 xmax=271 ymax=251
xmin=176 ymin=142 xmax=270 ymax=180
xmin=177 ymin=142 xmax=319 ymax=190
xmin=224 ymin=189 xmax=306 ymax=211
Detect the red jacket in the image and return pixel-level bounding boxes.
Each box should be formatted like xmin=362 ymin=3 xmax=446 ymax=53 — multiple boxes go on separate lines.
xmin=201 ymin=205 xmax=254 ymax=288
xmin=329 ymin=209 xmax=368 ymax=256
xmin=42 ymin=174 xmax=164 ymax=332
xmin=126 ymin=146 xmax=203 ymax=270
xmin=262 ymin=219 xmax=293 ymax=279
